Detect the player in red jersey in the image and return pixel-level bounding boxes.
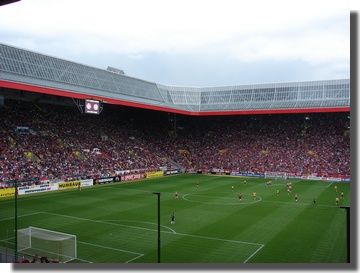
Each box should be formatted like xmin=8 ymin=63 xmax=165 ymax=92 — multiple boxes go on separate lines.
xmin=238 ymin=192 xmax=242 ymax=201
xmin=174 ymin=191 xmax=178 ymax=199
xmin=295 ymin=193 xmax=298 ymax=202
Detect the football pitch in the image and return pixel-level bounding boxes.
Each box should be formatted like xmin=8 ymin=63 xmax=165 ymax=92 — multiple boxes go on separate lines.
xmin=0 ymin=174 xmax=351 ymax=263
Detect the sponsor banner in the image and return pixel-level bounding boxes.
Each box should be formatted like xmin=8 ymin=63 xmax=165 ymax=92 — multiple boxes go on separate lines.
xmin=0 ymin=187 xmax=15 ymax=198
xmin=307 ymin=176 xmax=323 ymax=181
xmin=164 ymin=169 xmax=181 ymax=175
xmin=230 ymin=173 xmax=265 ymax=178
xmin=94 ymin=176 xmax=120 ymax=185
xmin=58 ymin=181 xmax=81 ymax=189
xmin=286 ymin=175 xmax=303 ymax=179
xmin=81 ymin=179 xmax=94 ymax=187
xmin=18 ymin=183 xmax=57 ymax=195
xmin=211 ymin=168 xmax=224 ymax=173
xmin=121 ymin=173 xmax=145 ymax=182
xmin=146 ymin=171 xmax=164 ymax=179
xmin=301 ymin=176 xmax=343 ymax=182
xmin=326 ymin=177 xmax=342 ymax=182
xmin=265 ymin=171 xmax=287 ymax=177
xmin=187 ymin=168 xmax=208 ymax=174
xmin=286 ymin=172 xmax=303 ymax=177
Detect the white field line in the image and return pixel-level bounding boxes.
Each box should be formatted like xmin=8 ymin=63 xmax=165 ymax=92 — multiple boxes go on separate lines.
xmin=43 ymin=212 xmax=177 ymax=234
xmin=0 ymin=211 xmax=42 ymax=222
xmin=44 ymin=211 xmax=262 ymax=244
xmin=174 ymin=231 xmax=263 ymax=247
xmin=74 ymin=257 xmax=94 ymax=263
xmin=78 ymin=241 xmax=144 ymax=263
xmin=38 ymin=212 xmax=265 ymax=262
xmin=243 ymin=244 xmax=265 ymax=263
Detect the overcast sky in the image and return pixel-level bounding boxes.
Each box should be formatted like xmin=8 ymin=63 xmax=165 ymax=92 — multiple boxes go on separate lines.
xmin=0 ymin=0 xmax=356 ymax=87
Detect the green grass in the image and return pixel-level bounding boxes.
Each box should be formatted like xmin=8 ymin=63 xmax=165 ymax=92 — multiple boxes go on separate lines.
xmin=0 ymin=174 xmax=350 ymax=263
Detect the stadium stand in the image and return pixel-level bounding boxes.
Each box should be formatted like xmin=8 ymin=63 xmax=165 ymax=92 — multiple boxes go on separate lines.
xmin=0 ymin=97 xmax=350 ymax=186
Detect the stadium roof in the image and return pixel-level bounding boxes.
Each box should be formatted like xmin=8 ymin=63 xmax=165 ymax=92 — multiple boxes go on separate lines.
xmin=0 ymin=0 xmax=20 ymax=7
xmin=0 ymin=43 xmax=350 ymax=116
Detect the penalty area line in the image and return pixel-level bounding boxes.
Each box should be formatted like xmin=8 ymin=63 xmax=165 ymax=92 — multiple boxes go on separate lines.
xmin=243 ymin=244 xmax=265 ymax=263
xmin=78 ymin=241 xmax=144 ymax=263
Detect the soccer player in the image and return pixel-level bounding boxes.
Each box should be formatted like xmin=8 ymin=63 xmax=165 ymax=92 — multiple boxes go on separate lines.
xmin=231 ymin=185 xmax=234 ymax=192
xmin=276 ymin=189 xmax=280 ymax=196
xmin=313 ymin=196 xmax=317 ymax=205
xmin=174 ymin=191 xmax=178 ymax=199
xmin=295 ymin=193 xmax=298 ymax=202
xmin=243 ymin=180 xmax=247 ymax=186
xmin=78 ymin=183 xmax=81 ymax=191
xmin=341 ymin=191 xmax=344 ymax=199
xmin=171 ymin=212 xmax=175 ymax=225
xmin=253 ymin=192 xmax=256 ymax=200
xmin=334 ymin=185 xmax=338 ymax=192
xmin=196 ymin=181 xmax=199 ymax=187
xmin=238 ymin=192 xmax=242 ymax=201
xmin=335 ymin=197 xmax=339 ymax=206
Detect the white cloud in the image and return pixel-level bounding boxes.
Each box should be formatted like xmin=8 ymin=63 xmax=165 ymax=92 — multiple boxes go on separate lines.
xmin=218 ymin=11 xmax=349 ymax=65
xmin=0 ymin=0 xmax=352 ymax=85
xmin=127 ymin=53 xmax=144 ymax=60
xmin=0 ymin=0 xmax=349 ymax=53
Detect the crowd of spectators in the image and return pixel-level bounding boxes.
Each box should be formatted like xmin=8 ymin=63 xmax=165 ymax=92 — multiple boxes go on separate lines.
xmin=147 ymin=112 xmax=350 ymax=177
xmin=0 ymin=98 xmax=350 ymax=185
xmin=0 ymin=99 xmax=165 ymax=184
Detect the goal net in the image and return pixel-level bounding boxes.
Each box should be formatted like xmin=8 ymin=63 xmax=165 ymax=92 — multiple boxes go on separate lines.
xmin=264 ymin=171 xmax=287 ymax=180
xmin=17 ymin=226 xmax=77 ymax=263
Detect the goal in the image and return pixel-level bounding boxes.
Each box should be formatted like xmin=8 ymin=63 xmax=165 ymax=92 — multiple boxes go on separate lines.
xmin=264 ymin=171 xmax=287 ymax=180
xmin=17 ymin=226 xmax=77 ymax=263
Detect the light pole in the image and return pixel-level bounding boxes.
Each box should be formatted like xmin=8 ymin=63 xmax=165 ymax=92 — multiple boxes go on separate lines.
xmin=152 ymin=192 xmax=161 ymax=263
xmin=340 ymin=206 xmax=350 ymax=263
xmin=14 ymin=180 xmax=18 ymax=262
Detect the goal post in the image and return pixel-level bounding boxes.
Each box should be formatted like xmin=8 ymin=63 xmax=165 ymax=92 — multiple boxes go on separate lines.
xmin=17 ymin=226 xmax=77 ymax=263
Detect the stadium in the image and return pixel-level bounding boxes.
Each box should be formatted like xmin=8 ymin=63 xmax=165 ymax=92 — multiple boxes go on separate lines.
xmin=0 ymin=36 xmax=351 ymax=266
